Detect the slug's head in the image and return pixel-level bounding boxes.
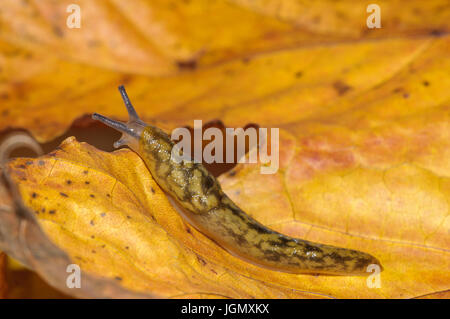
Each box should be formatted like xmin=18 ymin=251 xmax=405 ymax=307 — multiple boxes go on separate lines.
xmin=92 ymin=85 xmax=146 ymax=151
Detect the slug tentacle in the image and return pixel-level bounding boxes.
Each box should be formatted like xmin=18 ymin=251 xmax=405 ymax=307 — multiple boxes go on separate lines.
xmin=117 ymin=84 xmax=141 ymax=122
xmin=92 ymin=86 xmax=146 ymax=150
xmin=92 ymin=85 xmax=383 ymax=276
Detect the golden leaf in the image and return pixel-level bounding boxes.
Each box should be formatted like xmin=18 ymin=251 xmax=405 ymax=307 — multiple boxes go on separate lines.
xmin=6 ymin=137 xmax=328 ymax=298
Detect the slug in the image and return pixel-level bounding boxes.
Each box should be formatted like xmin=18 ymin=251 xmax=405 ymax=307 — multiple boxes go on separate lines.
xmin=92 ymin=86 xmax=382 ymax=276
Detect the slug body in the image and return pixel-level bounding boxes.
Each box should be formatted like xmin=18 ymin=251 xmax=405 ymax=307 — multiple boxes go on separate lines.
xmin=92 ymin=86 xmax=382 ymax=276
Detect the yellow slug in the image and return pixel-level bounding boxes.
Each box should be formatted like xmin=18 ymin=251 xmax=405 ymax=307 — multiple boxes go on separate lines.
xmin=92 ymin=86 xmax=382 ymax=276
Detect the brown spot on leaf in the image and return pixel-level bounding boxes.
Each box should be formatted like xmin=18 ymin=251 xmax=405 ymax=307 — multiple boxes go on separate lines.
xmin=242 ymin=57 xmax=251 ymax=64
xmin=430 ymin=29 xmax=444 ymax=36
xmin=176 ymin=59 xmax=197 ymax=70
xmin=52 ymin=25 xmax=64 ymax=37
xmin=197 ymin=255 xmax=207 ymax=266
xmin=333 ymin=80 xmax=352 ymax=95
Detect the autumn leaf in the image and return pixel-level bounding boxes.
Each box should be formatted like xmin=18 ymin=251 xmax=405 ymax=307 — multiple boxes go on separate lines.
xmin=5 ymin=137 xmax=329 ymax=298
xmin=1 ymin=0 xmax=449 ymax=142
xmin=0 ymin=0 xmax=449 ymax=298
xmin=0 ymin=252 xmax=6 ymax=298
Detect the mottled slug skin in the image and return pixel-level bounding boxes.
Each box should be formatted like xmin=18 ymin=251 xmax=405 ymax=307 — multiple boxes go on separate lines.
xmin=93 ymin=86 xmax=382 ymax=276
xmin=137 ymin=125 xmax=381 ymax=275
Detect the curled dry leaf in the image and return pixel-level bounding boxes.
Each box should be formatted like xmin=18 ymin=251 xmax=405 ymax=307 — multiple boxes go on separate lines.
xmin=0 ymin=252 xmax=6 ymax=298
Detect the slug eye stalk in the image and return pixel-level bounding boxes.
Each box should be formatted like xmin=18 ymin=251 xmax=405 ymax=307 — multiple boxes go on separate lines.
xmin=92 ymin=86 xmax=146 ymax=149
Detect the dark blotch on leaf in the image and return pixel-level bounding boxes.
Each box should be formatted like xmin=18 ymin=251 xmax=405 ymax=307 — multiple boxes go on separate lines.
xmin=197 ymin=255 xmax=207 ymax=266
xmin=176 ymin=59 xmax=197 ymax=70
xmin=52 ymin=25 xmax=64 ymax=37
xmin=430 ymin=29 xmax=444 ymax=36
xmin=333 ymin=80 xmax=352 ymax=96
